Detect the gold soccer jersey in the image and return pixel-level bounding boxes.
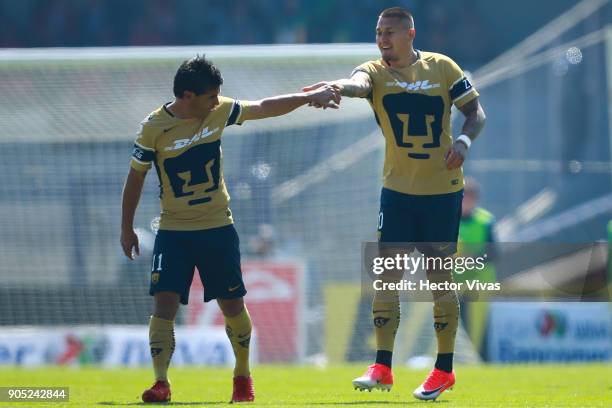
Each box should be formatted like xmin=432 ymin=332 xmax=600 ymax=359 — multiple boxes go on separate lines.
xmin=353 ymin=51 xmax=479 ymax=195
xmin=130 ymin=96 xmax=250 ymax=230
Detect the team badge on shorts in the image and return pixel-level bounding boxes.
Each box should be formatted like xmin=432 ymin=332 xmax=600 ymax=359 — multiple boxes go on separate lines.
xmin=151 ymin=272 xmax=160 ymax=285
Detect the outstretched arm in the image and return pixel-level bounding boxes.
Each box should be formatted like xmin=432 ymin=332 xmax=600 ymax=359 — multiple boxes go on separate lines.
xmin=240 ymin=86 xmax=341 ymax=121
xmin=303 ymin=71 xmax=372 ymax=99
xmin=120 ymin=167 xmax=146 ymax=260
xmin=445 ymin=97 xmax=486 ymax=170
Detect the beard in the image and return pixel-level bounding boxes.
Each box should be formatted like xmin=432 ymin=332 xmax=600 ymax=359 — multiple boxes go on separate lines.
xmin=380 ymin=49 xmax=398 ymax=61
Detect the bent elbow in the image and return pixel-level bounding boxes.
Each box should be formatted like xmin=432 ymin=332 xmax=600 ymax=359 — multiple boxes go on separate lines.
xmin=478 ymin=106 xmax=487 ymax=127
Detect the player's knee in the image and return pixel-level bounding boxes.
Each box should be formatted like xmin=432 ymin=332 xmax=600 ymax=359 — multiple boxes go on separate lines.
xmin=217 ymin=297 xmax=244 ymax=317
xmin=153 ymin=291 xmax=180 ymax=320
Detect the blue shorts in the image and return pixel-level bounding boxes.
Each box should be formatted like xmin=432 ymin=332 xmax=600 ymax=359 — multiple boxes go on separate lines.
xmin=377 ymin=188 xmax=463 ymax=256
xmin=149 ymin=224 xmax=246 ymax=304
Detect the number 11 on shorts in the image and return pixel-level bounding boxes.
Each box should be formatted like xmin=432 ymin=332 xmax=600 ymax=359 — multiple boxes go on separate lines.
xmin=152 ymin=253 xmax=163 ymax=272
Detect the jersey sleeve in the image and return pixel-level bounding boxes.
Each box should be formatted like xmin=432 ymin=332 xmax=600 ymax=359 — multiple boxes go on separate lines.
xmin=444 ymin=57 xmax=479 ymax=108
xmin=226 ymin=99 xmax=255 ymax=126
xmin=350 ymin=61 xmax=378 ymax=82
xmin=350 ymin=61 xmax=377 ymax=99
xmin=130 ymin=123 xmax=156 ymax=172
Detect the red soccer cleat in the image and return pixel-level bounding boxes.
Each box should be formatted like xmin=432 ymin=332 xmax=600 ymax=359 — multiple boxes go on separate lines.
xmin=413 ymin=368 xmax=455 ymax=401
xmin=141 ymin=380 xmax=171 ymax=403
xmin=352 ymin=363 xmax=394 ymax=392
xmin=231 ymin=375 xmax=255 ymax=403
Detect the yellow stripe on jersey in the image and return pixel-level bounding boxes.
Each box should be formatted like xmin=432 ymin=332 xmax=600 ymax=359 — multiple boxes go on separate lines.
xmin=130 ymin=96 xmax=252 ymax=231
xmin=353 ymin=51 xmax=479 ymax=195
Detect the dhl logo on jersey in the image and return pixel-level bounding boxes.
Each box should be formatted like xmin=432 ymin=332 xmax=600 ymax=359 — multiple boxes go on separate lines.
xmin=385 ymin=79 xmax=441 ymax=91
xmin=164 ymin=126 xmax=220 ymax=151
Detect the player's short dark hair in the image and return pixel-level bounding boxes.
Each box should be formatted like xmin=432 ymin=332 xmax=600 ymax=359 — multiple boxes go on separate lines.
xmin=173 ymin=55 xmax=223 ymax=98
xmin=379 ymin=7 xmax=414 ymax=28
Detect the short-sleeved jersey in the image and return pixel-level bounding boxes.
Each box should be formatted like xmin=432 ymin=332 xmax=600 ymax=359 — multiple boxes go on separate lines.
xmin=353 ymin=50 xmax=479 ymax=195
xmin=130 ymin=96 xmax=250 ymax=231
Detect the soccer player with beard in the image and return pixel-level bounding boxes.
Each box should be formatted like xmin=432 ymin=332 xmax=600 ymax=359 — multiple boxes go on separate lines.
xmin=304 ymin=7 xmax=486 ymax=401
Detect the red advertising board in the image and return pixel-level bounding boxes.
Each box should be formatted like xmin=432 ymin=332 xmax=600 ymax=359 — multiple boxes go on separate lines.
xmin=186 ymin=260 xmax=304 ymax=363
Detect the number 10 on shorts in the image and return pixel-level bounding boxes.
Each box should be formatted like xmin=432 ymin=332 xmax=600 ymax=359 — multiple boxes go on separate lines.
xmin=152 ymin=253 xmax=163 ymax=272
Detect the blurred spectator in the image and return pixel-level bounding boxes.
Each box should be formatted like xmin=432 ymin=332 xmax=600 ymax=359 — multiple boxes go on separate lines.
xmin=245 ymin=222 xmax=307 ymax=260
xmin=455 ymin=177 xmax=497 ymax=359
xmin=0 ymin=0 xmax=596 ymax=67
xmin=455 ymin=176 xmax=497 ymax=285
xmin=246 ymin=223 xmax=277 ymax=259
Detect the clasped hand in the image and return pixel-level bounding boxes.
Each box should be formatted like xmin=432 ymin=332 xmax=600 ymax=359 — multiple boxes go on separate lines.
xmin=304 ymin=82 xmax=342 ymax=109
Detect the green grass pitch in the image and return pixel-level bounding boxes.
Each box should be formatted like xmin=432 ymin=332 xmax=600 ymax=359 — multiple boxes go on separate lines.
xmin=0 ymin=364 xmax=610 ymax=407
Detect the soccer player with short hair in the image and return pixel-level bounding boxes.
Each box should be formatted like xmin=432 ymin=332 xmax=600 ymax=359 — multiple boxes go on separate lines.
xmin=304 ymin=7 xmax=486 ymax=401
xmin=121 ymin=55 xmax=340 ymax=404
